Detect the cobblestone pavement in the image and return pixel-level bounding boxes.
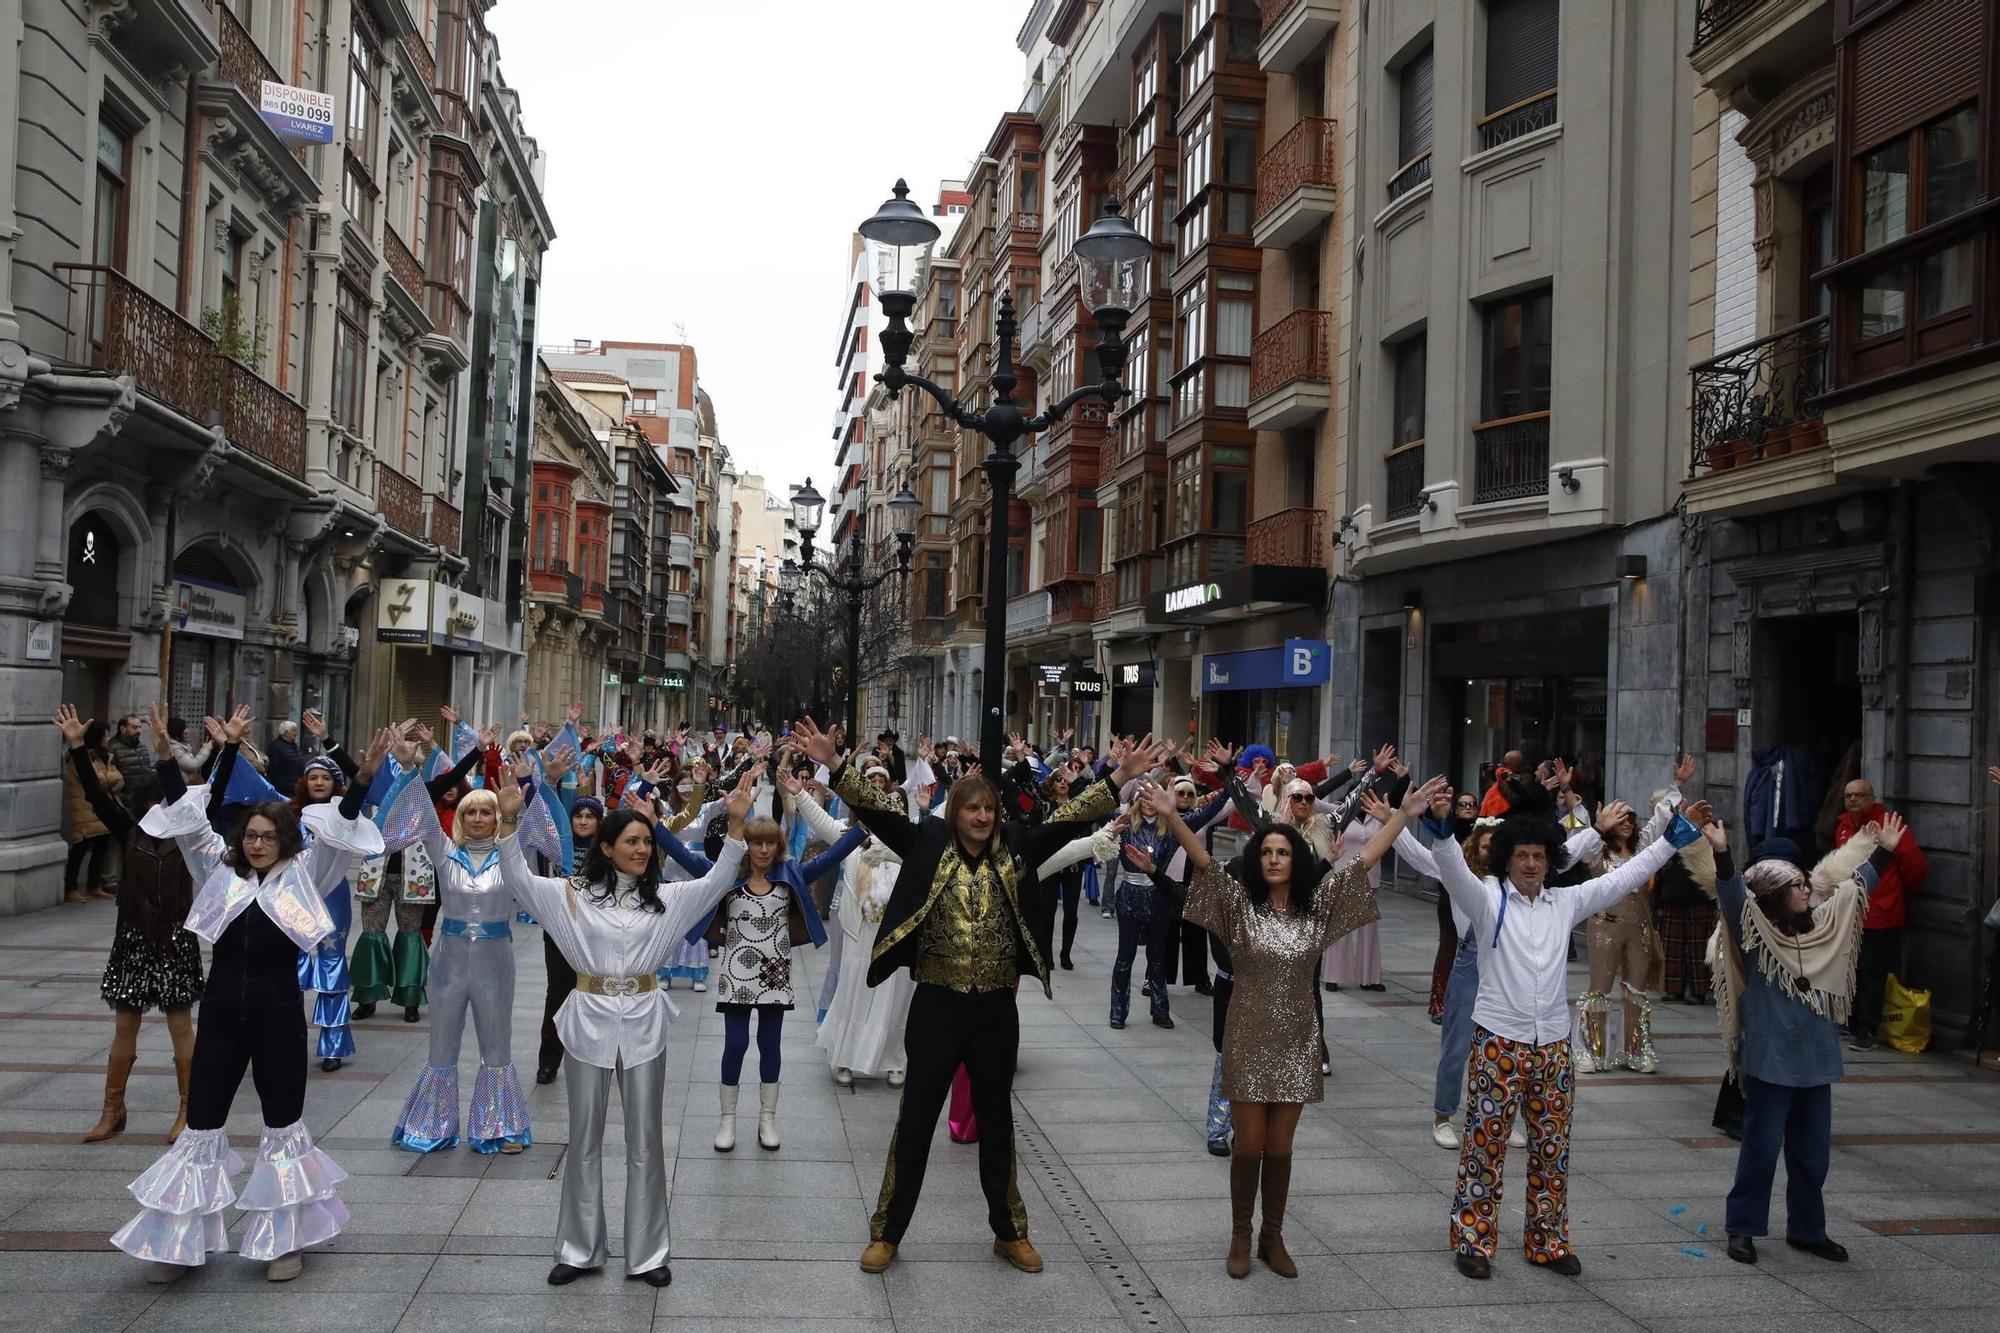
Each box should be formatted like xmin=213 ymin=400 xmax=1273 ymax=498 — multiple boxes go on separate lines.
xmin=2 ymin=887 xmax=1997 ymax=1332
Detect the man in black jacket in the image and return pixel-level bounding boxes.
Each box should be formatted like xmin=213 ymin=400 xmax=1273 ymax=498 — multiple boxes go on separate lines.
xmin=794 ymin=716 xmax=1161 ymax=1278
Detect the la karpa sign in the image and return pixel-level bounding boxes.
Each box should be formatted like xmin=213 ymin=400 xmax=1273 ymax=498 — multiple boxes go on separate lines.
xmin=260 ymin=82 xmax=335 ymax=144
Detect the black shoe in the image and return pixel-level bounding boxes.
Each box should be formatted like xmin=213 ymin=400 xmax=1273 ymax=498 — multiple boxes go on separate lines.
xmin=1359 ymin=983 xmax=1386 ymax=992
xmin=1152 ymin=1014 xmax=1175 ymax=1030
xmin=320 ymin=1058 xmax=342 ymax=1073
xmin=1429 ymin=1012 xmax=1444 ymax=1026
xmin=1109 ymin=1018 xmax=1126 ymax=1030
xmin=1060 ymin=955 xmax=1074 ymax=971
xmin=354 ymin=1003 xmax=377 ymax=1021
xmin=1727 ymin=1234 xmax=1757 ymax=1265
xmin=630 ymin=1265 xmax=672 ymax=1287
xmin=1324 ymin=982 xmax=1340 ymax=992
xmin=1848 ymin=1030 xmax=1876 ymax=1052
xmin=1206 ymin=1139 xmax=1231 ymax=1158
xmin=1455 ymin=1250 xmax=1491 ymax=1279
xmin=535 ymin=1066 xmax=558 ymax=1085
xmin=1786 ymin=1237 xmax=1848 ymax=1263
xmin=1193 ymin=980 xmax=1213 ymax=995
xmin=1536 ymin=1253 xmax=1583 ymax=1276
xmin=547 ymin=1263 xmax=593 ymax=1286
xmin=403 ymin=1006 xmax=420 ymax=1023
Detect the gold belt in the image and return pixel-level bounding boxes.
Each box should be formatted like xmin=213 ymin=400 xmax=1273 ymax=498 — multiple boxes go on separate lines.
xmin=574 ymin=972 xmax=659 ymax=997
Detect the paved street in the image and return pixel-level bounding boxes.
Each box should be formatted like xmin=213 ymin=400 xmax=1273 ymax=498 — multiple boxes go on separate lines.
xmin=1 ymin=886 xmax=1996 ymax=1332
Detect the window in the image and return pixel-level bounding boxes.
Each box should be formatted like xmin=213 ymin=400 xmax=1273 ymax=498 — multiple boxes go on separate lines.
xmin=344 ymin=26 xmax=380 ymax=234
xmin=1480 ymin=289 xmax=1551 ymax=421
xmin=1173 ymin=279 xmax=1207 ymax=424
xmin=1212 ymin=469 xmax=1247 ymax=534
xmin=92 ymin=113 xmax=132 ymax=276
xmin=1846 ymin=103 xmax=1981 ymax=374
xmin=1393 ymin=335 xmax=1427 ymax=444
xmin=332 ymin=280 xmax=370 ymax=436
xmin=1218 ymin=99 xmax=1261 ymax=237
xmin=1398 ymin=43 xmax=1435 ymax=169
xmin=1214 ymin=272 xmax=1253 ymax=408
xmin=1484 ymin=0 xmax=1559 ymax=115
xmin=1800 ymin=168 xmax=1834 ymax=321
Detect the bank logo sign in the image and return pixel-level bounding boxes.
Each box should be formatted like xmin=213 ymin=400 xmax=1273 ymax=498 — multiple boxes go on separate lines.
xmin=1164 ymin=581 xmax=1222 ymax=614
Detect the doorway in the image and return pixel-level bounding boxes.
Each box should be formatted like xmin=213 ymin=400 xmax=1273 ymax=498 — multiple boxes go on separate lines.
xmin=1753 ymin=612 xmax=1862 ymax=847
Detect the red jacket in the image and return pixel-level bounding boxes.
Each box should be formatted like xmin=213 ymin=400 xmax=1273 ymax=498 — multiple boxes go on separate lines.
xmin=1478 ymin=767 xmax=1515 ymax=817
xmin=1834 ymin=805 xmax=1928 ymax=930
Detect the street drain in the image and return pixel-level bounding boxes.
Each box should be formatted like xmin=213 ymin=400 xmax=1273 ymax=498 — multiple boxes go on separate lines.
xmin=1013 ymin=1102 xmax=1186 ymax=1333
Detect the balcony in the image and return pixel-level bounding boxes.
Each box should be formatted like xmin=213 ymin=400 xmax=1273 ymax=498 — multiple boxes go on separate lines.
xmin=1384 ymin=442 xmax=1426 ymax=520
xmin=384 ymin=227 xmax=425 ymax=305
xmin=1245 ymin=507 xmax=1325 ymax=567
xmin=664 ymin=592 xmax=693 ymax=625
xmin=1005 ymin=211 xmax=1042 ymax=248
xmin=1017 ymin=299 xmax=1047 ymax=364
xmin=668 ymin=534 xmax=695 ymax=568
xmin=1048 ymin=577 xmax=1098 ymax=626
xmin=427 ymin=496 xmax=461 ymax=553
xmin=1686 ymin=318 xmax=1835 ymax=516
xmin=1095 ymin=570 xmax=1117 ymax=623
xmin=1258 ymin=0 xmax=1341 ymax=74
xmin=1006 ymin=590 xmax=1052 ymax=639
xmin=1253 ymin=117 xmax=1338 ymax=250
xmin=1387 ymin=152 xmax=1433 ymax=203
xmin=402 ymin=31 xmax=437 ymax=86
xmin=104 ymin=0 xmax=219 ymax=86
xmin=1477 ymin=91 xmax=1559 ymax=154
xmin=215 ymin=3 xmax=278 ymax=107
xmin=378 ymin=466 xmax=426 ymax=539
xmin=1689 ymin=0 xmax=1832 ymax=94
xmin=1471 ymin=412 xmax=1550 ymax=504
xmin=56 ymin=265 xmax=305 ymax=480
xmin=1247 ymin=309 xmax=1333 ymax=430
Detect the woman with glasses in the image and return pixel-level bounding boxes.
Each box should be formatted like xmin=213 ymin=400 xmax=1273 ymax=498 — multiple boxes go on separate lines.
xmin=111 ymin=710 xmax=389 ymax=1285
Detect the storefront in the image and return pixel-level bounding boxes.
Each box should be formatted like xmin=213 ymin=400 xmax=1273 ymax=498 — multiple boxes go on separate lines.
xmin=167 ymin=574 xmax=248 ymax=723
xmin=1429 ymin=610 xmax=1610 ymax=800
xmin=1198 ymin=639 xmax=1330 ymax=761
xmin=376 ymin=577 xmax=481 ymax=723
xmin=1108 ymin=659 xmax=1156 ymax=740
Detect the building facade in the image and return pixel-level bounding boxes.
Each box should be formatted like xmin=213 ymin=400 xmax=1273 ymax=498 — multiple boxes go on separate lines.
xmin=1686 ymin=0 xmax=2000 ymax=1036
xmin=523 ymin=359 xmax=615 ymax=720
xmin=0 ymin=0 xmax=550 ymax=914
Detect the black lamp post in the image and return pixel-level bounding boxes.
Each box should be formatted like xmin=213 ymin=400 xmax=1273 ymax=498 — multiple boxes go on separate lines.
xmin=787 ymin=476 xmax=921 ymax=746
xmin=858 ymin=179 xmax=1149 ymax=767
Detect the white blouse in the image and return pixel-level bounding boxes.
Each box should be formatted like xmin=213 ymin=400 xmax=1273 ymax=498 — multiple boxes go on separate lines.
xmin=498 ymin=833 xmax=745 ymax=1068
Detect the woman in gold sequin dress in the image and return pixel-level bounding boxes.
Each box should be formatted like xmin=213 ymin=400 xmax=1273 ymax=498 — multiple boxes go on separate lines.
xmin=1147 ymin=773 xmax=1447 ymax=1280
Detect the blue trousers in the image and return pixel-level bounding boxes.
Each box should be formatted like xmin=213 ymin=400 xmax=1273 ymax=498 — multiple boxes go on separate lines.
xmin=1433 ymin=932 xmax=1479 ymax=1118
xmin=1726 ymin=1074 xmax=1831 ymax=1240
xmin=721 ymin=1006 xmax=784 ymax=1086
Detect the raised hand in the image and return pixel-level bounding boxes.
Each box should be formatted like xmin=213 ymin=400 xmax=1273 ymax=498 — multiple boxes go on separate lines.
xmin=511 ymin=752 xmax=536 ymax=783
xmin=301 ymin=708 xmax=327 ymax=741
xmin=1122 ymin=843 xmax=1156 ymax=874
xmin=1348 ymin=757 xmax=1368 ymax=775
xmin=1595 ymin=799 xmax=1634 ymax=834
xmin=390 ymin=728 xmax=419 ymax=771
xmin=1400 ymin=775 xmax=1449 ymax=819
xmin=1372 ymin=743 xmax=1396 ymax=772
xmin=1204 ymin=738 xmax=1237 ymax=771
xmin=1681 ymin=800 xmax=1715 ymax=831
xmin=145 ymin=701 xmax=174 ymax=758
xmin=1133 ymin=780 xmax=1170 ymax=819
xmin=361 ymin=725 xmax=396 ymax=776
xmin=545 ymin=751 xmax=576 ymax=782
xmin=1358 ymin=792 xmax=1394 ymax=825
xmin=1988 ymin=764 xmax=2000 ymax=788
xmin=1428 ymin=785 xmax=1454 ymax=818
xmin=792 ymin=716 xmax=839 ymax=768
xmin=54 ymin=703 xmax=91 ymax=747
xmin=1674 ymin=751 xmax=1697 ymax=786
xmin=478 ymin=722 xmax=501 ymax=750
xmin=495 ymin=778 xmax=525 ymax=821
xmin=1389 ymin=758 xmax=1411 ymax=779
xmin=519 ymin=709 xmax=531 ymax=726
xmin=222 ymin=705 xmax=253 ymax=745
xmin=568 ymin=700 xmax=585 ymax=725
xmin=775 ymin=766 xmax=804 ymax=797
xmin=1701 ymin=814 xmax=1729 ymax=851
xmin=202 ymin=716 xmax=227 ymax=747
xmin=440 ymin=704 xmax=459 ymax=727
xmin=1113 ymin=734 xmax=1167 ymax=785
xmin=1322 ymin=753 xmax=1342 ymax=773
xmin=1872 ymin=811 xmax=1906 ymax=851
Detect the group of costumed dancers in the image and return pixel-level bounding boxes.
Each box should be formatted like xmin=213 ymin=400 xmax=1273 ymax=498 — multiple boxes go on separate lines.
xmin=59 ymin=699 xmax=1902 ymax=1286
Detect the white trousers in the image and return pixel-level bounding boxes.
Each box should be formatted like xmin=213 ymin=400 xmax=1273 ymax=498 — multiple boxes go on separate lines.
xmin=556 ymin=1050 xmax=670 ymax=1275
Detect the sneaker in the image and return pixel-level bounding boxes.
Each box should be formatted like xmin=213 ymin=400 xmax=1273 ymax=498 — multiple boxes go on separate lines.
xmin=1101 ymin=908 xmax=1113 ymax=919
xmin=886 ymin=1070 xmax=904 ymax=1088
xmin=1431 ymin=1120 xmax=1460 ymax=1149
xmin=1627 ymin=1049 xmax=1658 ymax=1074
xmin=266 ymin=1252 xmax=303 ymax=1282
xmin=693 ymin=981 xmax=707 ymax=993
xmin=835 ymin=1068 xmax=854 ymax=1087
xmin=1509 ymin=1122 xmax=1527 ymax=1149
xmin=1848 ymin=1029 xmax=1876 ymax=1052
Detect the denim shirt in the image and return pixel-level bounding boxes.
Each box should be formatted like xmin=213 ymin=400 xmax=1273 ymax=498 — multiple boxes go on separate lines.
xmin=1719 ymin=851 xmax=1885 ymax=1088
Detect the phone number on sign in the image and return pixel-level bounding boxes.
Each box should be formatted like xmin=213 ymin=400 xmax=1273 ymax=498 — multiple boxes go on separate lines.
xmin=268 ymin=97 xmax=333 ymax=124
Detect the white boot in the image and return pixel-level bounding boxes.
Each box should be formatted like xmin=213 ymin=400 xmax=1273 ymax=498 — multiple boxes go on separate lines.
xmin=714 ymin=1084 xmax=739 ymax=1153
xmin=757 ymin=1082 xmax=780 ymax=1151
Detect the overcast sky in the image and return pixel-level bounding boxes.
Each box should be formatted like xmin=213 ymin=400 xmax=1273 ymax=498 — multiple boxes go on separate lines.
xmin=486 ymin=1 xmax=1031 ymax=497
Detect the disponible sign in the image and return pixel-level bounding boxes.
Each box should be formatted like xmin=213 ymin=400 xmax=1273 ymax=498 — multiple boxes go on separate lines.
xmin=1200 ymin=639 xmax=1331 ymax=693
xmin=260 ymin=82 xmax=335 ymax=144
xmin=173 ymin=577 xmax=246 ymax=641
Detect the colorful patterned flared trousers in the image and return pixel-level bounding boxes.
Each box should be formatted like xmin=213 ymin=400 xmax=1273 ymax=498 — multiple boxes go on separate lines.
xmin=1450 ymin=1027 xmax=1575 ymax=1262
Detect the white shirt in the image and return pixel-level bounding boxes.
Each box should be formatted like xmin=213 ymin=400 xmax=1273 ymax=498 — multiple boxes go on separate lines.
xmin=498 ymin=834 xmax=745 ymax=1068
xmin=1395 ymin=823 xmax=1606 ymax=940
xmin=1424 ymin=820 xmax=1677 ymax=1045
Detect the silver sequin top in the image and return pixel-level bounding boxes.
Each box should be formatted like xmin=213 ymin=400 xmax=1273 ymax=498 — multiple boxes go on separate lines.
xmin=1184 ymin=858 xmax=1377 ymax=1103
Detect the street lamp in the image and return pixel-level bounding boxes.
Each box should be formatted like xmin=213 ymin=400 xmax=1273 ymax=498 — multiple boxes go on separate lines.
xmin=787 ymin=480 xmax=919 ymax=745
xmin=858 ymin=179 xmax=1149 ymax=765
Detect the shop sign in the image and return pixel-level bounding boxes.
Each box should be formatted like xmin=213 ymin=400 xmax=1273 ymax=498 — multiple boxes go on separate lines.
xmin=1117 ymin=661 xmax=1156 ymax=688
xmin=1163 ymin=581 xmax=1222 ymax=615
xmin=377 ymin=578 xmax=431 ymax=644
xmin=1036 ymin=663 xmax=1066 ymax=694
xmin=259 ymin=81 xmax=335 ymax=144
xmin=430 ymin=586 xmax=484 ymax=653
xmin=603 ymin=672 xmax=622 ymax=686
xmin=1065 ymin=666 xmax=1105 ymax=698
xmin=664 ymin=671 xmax=686 ymax=690
xmin=173 ymin=576 xmax=247 ymax=641
xmin=1200 ymin=639 xmax=1331 ymax=693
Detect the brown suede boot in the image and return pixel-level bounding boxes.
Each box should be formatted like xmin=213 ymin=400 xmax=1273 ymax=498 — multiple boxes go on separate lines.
xmin=1257 ymin=1154 xmax=1297 ymax=1277
xmin=1226 ymin=1153 xmax=1260 ymax=1278
xmin=83 ymin=1052 xmax=134 ymax=1143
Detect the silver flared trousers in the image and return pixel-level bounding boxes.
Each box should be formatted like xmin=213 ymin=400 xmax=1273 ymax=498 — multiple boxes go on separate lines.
xmin=556 ymin=1050 xmax=670 ymax=1275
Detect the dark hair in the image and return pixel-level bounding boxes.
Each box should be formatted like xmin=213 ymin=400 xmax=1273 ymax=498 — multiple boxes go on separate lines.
xmin=168 ymin=716 xmax=189 ymax=745
xmin=1486 ymin=783 xmax=1571 ymax=883
xmin=225 ymin=800 xmax=306 ymax=870
xmin=82 ymin=719 xmax=108 ymax=751
xmin=579 ymin=810 xmax=665 ymax=913
xmin=1230 ymin=822 xmax=1323 ymax=916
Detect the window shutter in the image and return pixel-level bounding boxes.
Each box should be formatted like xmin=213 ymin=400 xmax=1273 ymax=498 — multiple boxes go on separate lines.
xmin=1399 ymin=45 xmax=1435 ymax=164
xmin=1849 ymin=0 xmax=1980 ymax=150
xmin=1485 ymin=0 xmax=1561 ymax=115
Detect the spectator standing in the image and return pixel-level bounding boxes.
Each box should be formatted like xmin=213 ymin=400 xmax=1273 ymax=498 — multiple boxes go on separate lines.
xmin=63 ymin=719 xmax=124 ymax=902
xmin=1833 ymin=779 xmax=1928 ymax=1050
xmin=107 ymin=714 xmax=160 ymax=815
xmin=266 ymin=719 xmax=307 ymax=794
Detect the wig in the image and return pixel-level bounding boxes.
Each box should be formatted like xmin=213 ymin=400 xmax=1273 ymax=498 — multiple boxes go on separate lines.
xmin=1485 ymin=780 xmax=1571 ymax=883
xmin=452 ymin=788 xmax=501 ymax=846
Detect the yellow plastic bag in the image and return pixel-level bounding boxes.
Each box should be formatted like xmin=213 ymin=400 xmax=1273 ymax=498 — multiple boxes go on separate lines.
xmin=1877 ymin=973 xmax=1932 ymax=1054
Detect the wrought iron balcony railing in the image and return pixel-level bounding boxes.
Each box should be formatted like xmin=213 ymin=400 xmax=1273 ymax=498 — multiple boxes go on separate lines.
xmin=1693 ymin=0 xmax=1769 ymax=49
xmin=1477 ymin=90 xmax=1559 ymax=152
xmin=1472 ymin=412 xmax=1550 ymax=503
xmin=1250 ymin=308 xmax=1331 ymax=401
xmin=1387 ymin=151 xmax=1433 ymax=201
xmin=1689 ymin=317 xmax=1828 ymax=476
xmin=1385 ymin=442 xmax=1426 ymax=520
xmin=378 ymin=465 xmax=426 ymax=537
xmin=1245 ymin=507 xmax=1324 ymax=567
xmin=1256 ymin=117 xmax=1338 ymax=222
